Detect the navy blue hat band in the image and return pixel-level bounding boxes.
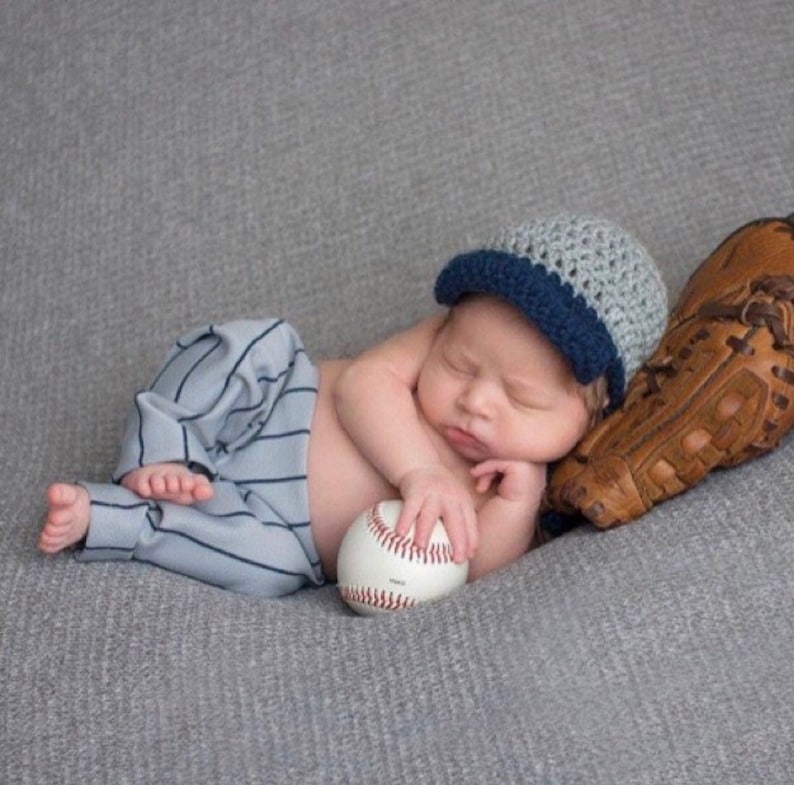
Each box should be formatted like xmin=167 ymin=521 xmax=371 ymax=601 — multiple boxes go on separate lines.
xmin=434 ymin=250 xmax=625 ymax=408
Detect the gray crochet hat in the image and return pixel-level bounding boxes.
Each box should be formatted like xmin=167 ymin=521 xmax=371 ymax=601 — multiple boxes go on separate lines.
xmin=434 ymin=214 xmax=669 ymax=410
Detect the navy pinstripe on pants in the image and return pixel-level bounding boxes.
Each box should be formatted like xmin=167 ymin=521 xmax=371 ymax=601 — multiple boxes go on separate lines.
xmin=75 ymin=319 xmax=325 ymax=597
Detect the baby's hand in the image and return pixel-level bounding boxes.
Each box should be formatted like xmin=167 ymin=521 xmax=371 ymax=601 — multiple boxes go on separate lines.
xmin=471 ymin=459 xmax=546 ymax=505
xmin=396 ymin=466 xmax=478 ymax=563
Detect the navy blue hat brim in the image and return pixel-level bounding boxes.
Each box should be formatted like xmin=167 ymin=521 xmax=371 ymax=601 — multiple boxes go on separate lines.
xmin=434 ymin=250 xmax=625 ymax=409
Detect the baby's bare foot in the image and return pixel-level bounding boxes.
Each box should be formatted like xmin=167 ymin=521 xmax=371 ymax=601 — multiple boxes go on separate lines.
xmin=121 ymin=463 xmax=214 ymax=505
xmin=39 ymin=483 xmax=91 ymax=553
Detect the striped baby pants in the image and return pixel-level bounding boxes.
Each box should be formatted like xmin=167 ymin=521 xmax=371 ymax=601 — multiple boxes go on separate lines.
xmin=75 ymin=319 xmax=325 ymax=596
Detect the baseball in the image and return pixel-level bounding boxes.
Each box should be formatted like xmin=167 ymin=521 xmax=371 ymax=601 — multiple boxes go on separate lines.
xmin=337 ymin=499 xmax=469 ymax=615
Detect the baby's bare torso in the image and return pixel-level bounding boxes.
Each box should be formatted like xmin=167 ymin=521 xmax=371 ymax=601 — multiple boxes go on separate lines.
xmin=307 ymin=360 xmax=485 ymax=580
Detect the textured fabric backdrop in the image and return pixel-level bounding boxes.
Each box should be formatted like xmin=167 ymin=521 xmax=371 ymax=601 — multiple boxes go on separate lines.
xmin=1 ymin=1 xmax=793 ymax=783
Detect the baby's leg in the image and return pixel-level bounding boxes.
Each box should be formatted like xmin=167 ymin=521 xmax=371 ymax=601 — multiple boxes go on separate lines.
xmin=39 ymin=483 xmax=90 ymax=553
xmin=40 ymin=468 xmax=213 ymax=555
xmin=112 ymin=319 xmax=309 ymax=485
xmin=71 ymin=480 xmax=322 ymax=597
xmin=121 ymin=463 xmax=214 ymax=505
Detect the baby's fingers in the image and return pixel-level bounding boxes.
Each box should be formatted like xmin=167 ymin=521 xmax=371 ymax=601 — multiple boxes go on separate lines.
xmin=473 ymin=472 xmax=496 ymax=494
xmin=437 ymin=501 xmax=478 ymax=563
xmin=411 ymin=500 xmax=443 ymax=552
xmin=395 ymin=497 xmax=422 ymax=538
xmin=470 ymin=460 xmax=503 ymax=494
xmin=471 ymin=459 xmax=507 ymax=478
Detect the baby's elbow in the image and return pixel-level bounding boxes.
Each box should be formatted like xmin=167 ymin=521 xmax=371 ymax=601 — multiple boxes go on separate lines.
xmin=465 ymin=552 xmax=505 ymax=583
xmin=466 ymin=527 xmax=535 ymax=583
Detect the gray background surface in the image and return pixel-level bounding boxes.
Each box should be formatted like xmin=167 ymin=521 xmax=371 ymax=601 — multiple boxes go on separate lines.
xmin=2 ymin=1 xmax=792 ymax=783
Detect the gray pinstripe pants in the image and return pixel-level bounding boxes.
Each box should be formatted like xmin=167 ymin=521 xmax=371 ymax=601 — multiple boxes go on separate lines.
xmin=75 ymin=319 xmax=325 ymax=597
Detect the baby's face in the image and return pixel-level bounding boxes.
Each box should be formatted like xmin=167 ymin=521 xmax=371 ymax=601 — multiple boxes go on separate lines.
xmin=416 ymin=295 xmax=591 ymax=465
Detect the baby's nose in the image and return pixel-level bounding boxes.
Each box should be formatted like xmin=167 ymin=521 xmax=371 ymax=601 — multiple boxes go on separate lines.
xmin=458 ymin=381 xmax=493 ymax=416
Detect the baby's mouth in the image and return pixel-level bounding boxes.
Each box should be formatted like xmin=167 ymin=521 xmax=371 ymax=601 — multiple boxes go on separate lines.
xmin=445 ymin=426 xmax=485 ymax=452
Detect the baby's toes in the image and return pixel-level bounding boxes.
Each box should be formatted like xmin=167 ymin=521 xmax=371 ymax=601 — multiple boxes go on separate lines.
xmin=165 ymin=474 xmax=184 ymax=495
xmin=48 ymin=482 xmax=76 ymax=508
xmin=192 ymin=479 xmax=214 ymax=501
xmin=39 ymin=513 xmax=71 ymax=550
xmin=38 ymin=531 xmax=61 ymax=552
xmin=148 ymin=473 xmax=167 ymax=496
xmin=47 ymin=509 xmax=70 ymax=530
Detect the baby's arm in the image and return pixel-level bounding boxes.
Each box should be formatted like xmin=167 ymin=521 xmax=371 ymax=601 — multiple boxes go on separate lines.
xmin=467 ymin=460 xmax=547 ymax=581
xmin=333 ymin=314 xmax=478 ymax=563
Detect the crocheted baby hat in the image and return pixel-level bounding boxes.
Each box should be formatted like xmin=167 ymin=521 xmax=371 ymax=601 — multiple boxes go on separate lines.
xmin=434 ymin=214 xmax=669 ymax=409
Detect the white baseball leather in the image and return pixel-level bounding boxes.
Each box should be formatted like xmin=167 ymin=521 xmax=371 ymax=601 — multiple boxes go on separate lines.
xmin=337 ymin=499 xmax=469 ymax=615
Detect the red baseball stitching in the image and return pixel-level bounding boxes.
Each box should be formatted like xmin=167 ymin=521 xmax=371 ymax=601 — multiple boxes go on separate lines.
xmin=340 ymin=585 xmax=416 ymax=611
xmin=366 ymin=506 xmax=455 ymax=565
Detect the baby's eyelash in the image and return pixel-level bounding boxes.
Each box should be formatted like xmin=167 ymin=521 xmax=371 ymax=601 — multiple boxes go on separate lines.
xmin=507 ymin=393 xmax=533 ymax=409
xmin=508 ymin=391 xmax=552 ymax=411
xmin=448 ymin=361 xmax=471 ymax=376
xmin=443 ymin=351 xmax=470 ymax=374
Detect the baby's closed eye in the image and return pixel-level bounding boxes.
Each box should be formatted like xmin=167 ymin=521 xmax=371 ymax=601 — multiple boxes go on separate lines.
xmin=503 ymin=380 xmax=554 ymax=410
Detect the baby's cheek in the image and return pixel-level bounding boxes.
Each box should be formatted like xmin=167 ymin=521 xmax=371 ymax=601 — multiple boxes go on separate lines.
xmin=549 ymin=408 xmax=590 ymax=457
xmin=566 ymin=393 xmax=591 ymax=431
xmin=418 ymin=368 xmax=453 ymax=409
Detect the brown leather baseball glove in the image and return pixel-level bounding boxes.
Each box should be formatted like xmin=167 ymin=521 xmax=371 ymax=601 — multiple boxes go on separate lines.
xmin=547 ymin=214 xmax=794 ymax=528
